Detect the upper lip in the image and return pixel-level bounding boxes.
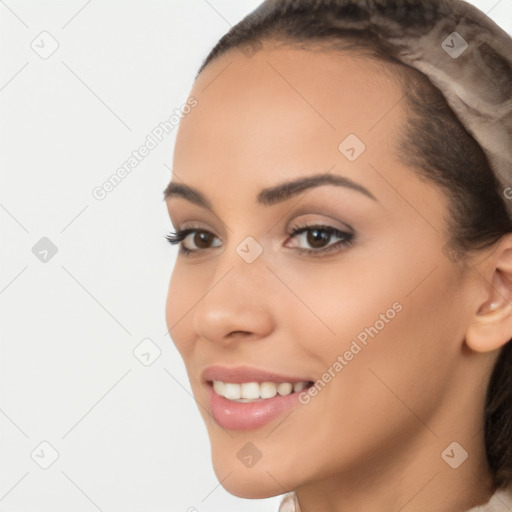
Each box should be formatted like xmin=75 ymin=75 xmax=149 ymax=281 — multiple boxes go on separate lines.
xmin=202 ymin=365 xmax=312 ymax=384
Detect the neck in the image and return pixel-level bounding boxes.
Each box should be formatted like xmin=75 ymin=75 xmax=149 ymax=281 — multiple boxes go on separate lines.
xmin=295 ymin=434 xmax=495 ymax=512
xmin=294 ymin=373 xmax=497 ymax=512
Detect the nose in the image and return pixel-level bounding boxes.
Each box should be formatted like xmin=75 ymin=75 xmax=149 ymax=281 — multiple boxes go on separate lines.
xmin=191 ymin=243 xmax=275 ymax=346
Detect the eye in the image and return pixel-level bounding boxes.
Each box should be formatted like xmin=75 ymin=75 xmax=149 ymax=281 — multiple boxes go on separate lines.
xmin=165 ymin=226 xmax=221 ymax=255
xmin=165 ymin=222 xmax=355 ymax=257
xmin=284 ymin=222 xmax=355 ymax=256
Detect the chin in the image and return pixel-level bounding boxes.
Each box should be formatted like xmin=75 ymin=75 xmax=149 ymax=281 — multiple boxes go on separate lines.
xmin=214 ymin=469 xmax=287 ymax=500
xmin=209 ymin=445 xmax=297 ymax=500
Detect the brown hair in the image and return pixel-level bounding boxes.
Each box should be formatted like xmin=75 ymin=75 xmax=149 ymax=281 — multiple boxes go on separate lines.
xmin=195 ymin=0 xmax=512 ymax=489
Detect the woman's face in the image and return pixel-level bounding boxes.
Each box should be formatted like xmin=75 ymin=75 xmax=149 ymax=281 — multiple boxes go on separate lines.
xmin=164 ymin=46 xmax=484 ymax=500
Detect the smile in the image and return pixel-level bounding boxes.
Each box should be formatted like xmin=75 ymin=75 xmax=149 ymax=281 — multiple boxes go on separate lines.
xmin=211 ymin=380 xmax=313 ymax=402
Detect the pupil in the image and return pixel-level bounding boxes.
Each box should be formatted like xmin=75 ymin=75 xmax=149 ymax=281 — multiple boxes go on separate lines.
xmin=196 ymin=231 xmax=213 ymax=248
xmin=308 ymin=229 xmax=329 ymax=248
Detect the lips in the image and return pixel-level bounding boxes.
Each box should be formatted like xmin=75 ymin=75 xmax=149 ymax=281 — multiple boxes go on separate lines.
xmin=201 ymin=364 xmax=313 ymax=384
xmin=201 ymin=365 xmax=316 ymax=430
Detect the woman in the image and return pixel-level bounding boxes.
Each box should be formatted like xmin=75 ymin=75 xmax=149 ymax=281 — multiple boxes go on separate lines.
xmin=163 ymin=0 xmax=512 ymax=510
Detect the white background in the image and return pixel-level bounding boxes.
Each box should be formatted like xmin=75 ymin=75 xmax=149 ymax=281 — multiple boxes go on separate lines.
xmin=1 ymin=1 xmax=511 ymax=511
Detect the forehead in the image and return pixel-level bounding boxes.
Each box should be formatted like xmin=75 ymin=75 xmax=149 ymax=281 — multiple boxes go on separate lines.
xmin=173 ymin=46 xmax=407 ymax=193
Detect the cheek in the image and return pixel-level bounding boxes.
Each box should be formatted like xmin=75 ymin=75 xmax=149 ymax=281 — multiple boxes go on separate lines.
xmin=165 ymin=264 xmax=198 ymax=358
xmin=290 ymin=236 xmax=460 ymax=381
xmin=277 ymin=256 xmax=461 ymax=465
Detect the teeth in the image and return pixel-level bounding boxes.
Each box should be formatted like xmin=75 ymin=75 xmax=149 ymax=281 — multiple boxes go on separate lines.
xmin=278 ymin=382 xmax=293 ymax=395
xmin=293 ymin=381 xmax=308 ymax=392
xmin=223 ymin=382 xmax=241 ymax=400
xmin=241 ymin=382 xmax=260 ymax=399
xmin=213 ymin=380 xmax=224 ymax=395
xmin=212 ymin=380 xmax=310 ymax=401
xmin=260 ymin=382 xmax=277 ymax=399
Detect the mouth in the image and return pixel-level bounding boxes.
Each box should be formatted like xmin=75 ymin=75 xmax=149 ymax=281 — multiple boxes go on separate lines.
xmin=201 ymin=365 xmax=317 ymax=430
xmin=206 ymin=378 xmax=316 ymax=431
xmin=207 ymin=379 xmax=315 ymax=402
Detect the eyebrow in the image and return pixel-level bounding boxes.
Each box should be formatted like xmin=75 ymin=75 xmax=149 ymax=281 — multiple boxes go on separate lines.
xmin=163 ymin=172 xmax=377 ymax=208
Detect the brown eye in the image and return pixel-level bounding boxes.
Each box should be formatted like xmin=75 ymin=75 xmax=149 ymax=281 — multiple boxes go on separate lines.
xmin=194 ymin=231 xmax=215 ymax=248
xmin=286 ymin=224 xmax=355 ymax=257
xmin=166 ymin=224 xmax=354 ymax=257
xmin=165 ymin=228 xmax=221 ymax=254
xmin=306 ymin=228 xmax=332 ymax=248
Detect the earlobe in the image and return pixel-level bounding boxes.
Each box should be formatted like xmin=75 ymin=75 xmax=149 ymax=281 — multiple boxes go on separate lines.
xmin=466 ymin=296 xmax=512 ymax=353
xmin=465 ymin=239 xmax=512 ymax=354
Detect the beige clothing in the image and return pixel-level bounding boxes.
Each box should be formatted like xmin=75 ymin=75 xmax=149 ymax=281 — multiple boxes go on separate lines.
xmin=278 ymin=486 xmax=512 ymax=512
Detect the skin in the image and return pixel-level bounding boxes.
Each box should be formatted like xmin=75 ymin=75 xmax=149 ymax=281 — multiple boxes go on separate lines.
xmin=164 ymin=43 xmax=512 ymax=512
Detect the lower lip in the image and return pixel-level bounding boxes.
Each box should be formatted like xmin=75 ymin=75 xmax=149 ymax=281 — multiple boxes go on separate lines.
xmin=208 ymin=384 xmax=308 ymax=431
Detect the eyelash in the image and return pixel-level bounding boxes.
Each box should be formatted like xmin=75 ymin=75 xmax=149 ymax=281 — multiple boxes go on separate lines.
xmin=164 ymin=222 xmax=355 ymax=258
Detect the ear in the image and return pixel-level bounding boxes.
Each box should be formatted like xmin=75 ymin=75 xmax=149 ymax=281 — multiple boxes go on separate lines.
xmin=466 ymin=234 xmax=512 ymax=353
